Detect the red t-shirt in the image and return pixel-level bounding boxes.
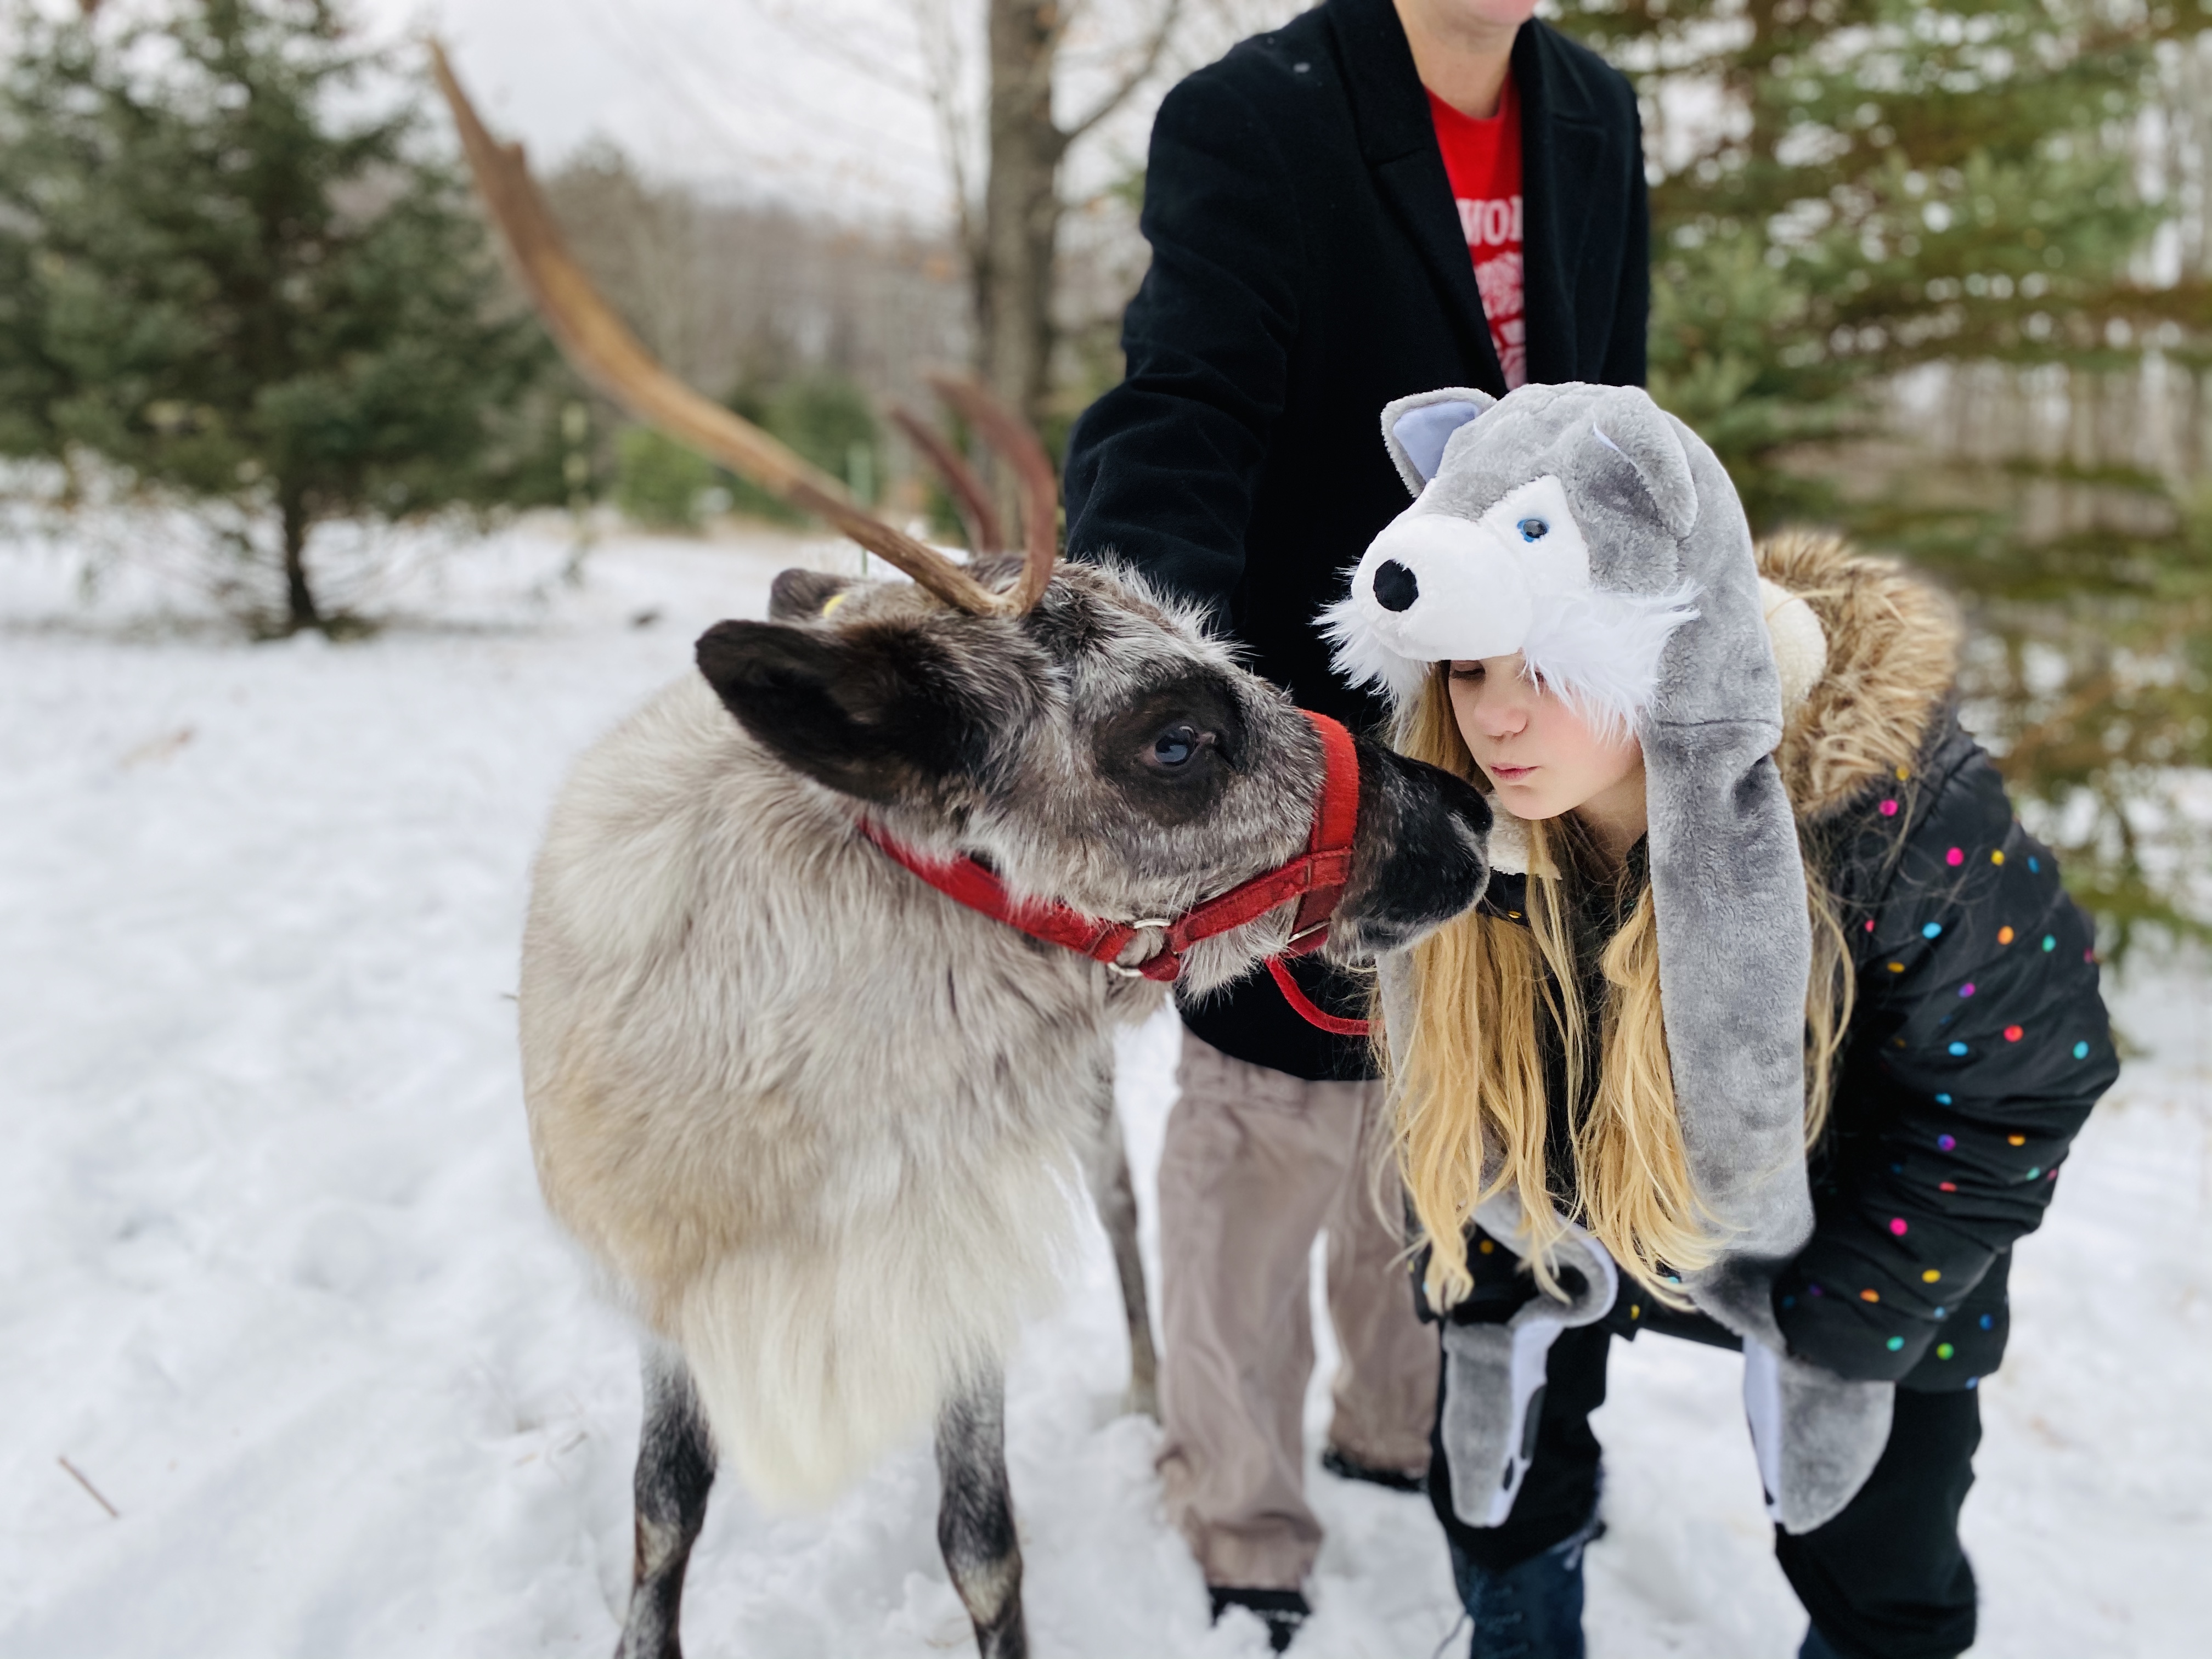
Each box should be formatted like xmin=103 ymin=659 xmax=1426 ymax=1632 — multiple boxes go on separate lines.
xmin=1426 ymin=77 xmax=1526 ymax=388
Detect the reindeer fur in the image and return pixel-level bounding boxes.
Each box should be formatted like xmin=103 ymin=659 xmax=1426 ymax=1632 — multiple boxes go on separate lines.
xmin=519 ymin=557 xmax=1490 ymax=1652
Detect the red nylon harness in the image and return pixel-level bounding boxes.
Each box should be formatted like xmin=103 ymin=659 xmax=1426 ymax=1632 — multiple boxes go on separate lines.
xmin=860 ymin=709 xmax=1372 ymax=1035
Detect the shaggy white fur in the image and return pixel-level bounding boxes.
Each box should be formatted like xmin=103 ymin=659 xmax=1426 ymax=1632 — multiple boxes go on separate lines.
xmin=1315 ymin=585 xmax=1432 ymax=706
xmin=1515 ymin=580 xmax=1703 ymax=742
xmin=1320 ymin=562 xmax=1700 ymax=741
xmin=674 ymin=1144 xmax=1082 ymax=1505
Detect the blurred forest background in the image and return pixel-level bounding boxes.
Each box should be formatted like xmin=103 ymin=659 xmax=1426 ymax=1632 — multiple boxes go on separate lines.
xmin=1 ymin=0 xmax=2208 ymax=945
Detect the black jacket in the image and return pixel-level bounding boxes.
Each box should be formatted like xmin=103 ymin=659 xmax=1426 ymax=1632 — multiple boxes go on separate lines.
xmin=1776 ymin=712 xmax=2115 ymax=1385
xmin=1063 ymin=0 xmax=1650 ymax=1080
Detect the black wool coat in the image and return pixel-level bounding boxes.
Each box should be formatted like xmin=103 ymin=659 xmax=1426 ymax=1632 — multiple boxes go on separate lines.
xmin=1063 ymin=0 xmax=1649 ymax=1081
xmin=1442 ymin=712 xmax=2117 ymax=1391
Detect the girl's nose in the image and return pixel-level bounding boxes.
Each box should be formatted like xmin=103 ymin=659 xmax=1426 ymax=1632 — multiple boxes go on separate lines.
xmin=1474 ymin=687 xmax=1530 ymax=738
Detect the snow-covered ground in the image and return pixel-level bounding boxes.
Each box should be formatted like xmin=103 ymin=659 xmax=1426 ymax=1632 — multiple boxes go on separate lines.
xmin=2 ymin=522 xmax=2205 ymax=1658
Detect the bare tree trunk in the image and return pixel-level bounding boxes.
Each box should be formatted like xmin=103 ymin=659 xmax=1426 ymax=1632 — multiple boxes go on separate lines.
xmin=280 ymin=486 xmax=320 ymax=634
xmin=970 ymin=0 xmax=1184 ymax=529
xmin=978 ymin=0 xmax=1068 ymax=440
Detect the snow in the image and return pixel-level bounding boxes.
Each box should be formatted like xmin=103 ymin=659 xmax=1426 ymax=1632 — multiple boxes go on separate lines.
xmin=2 ymin=522 xmax=2205 ymax=1657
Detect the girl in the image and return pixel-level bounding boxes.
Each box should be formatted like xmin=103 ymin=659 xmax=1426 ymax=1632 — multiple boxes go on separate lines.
xmin=1333 ymin=385 xmax=2114 ymax=1659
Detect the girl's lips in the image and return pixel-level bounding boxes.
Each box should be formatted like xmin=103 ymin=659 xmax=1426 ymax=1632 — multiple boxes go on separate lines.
xmin=1489 ymin=764 xmax=1537 ymax=781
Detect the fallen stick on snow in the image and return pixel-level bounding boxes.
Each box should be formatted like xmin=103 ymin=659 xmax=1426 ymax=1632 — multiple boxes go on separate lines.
xmin=57 ymin=1455 xmax=119 ymax=1519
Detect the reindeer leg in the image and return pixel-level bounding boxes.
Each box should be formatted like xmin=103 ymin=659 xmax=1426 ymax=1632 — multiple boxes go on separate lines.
xmin=1088 ymin=1092 xmax=1159 ymax=1420
xmin=613 ymin=1343 xmax=716 ymax=1659
xmin=936 ymin=1369 xmax=1026 ymax=1659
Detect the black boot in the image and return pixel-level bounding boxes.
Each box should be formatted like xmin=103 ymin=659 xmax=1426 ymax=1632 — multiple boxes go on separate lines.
xmin=1446 ymin=1518 xmax=1598 ymax=1659
xmin=1320 ymin=1444 xmax=1426 ymax=1493
xmin=1209 ymin=1586 xmax=1310 ymax=1652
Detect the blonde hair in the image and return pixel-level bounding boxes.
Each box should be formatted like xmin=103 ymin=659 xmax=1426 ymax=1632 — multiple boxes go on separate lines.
xmin=1389 ymin=663 xmax=1854 ymax=1311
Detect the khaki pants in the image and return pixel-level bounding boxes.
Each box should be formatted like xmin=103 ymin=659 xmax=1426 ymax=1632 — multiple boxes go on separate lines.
xmin=1155 ymin=1028 xmax=1440 ymax=1590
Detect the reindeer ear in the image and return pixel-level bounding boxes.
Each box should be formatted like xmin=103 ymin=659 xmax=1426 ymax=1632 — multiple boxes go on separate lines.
xmin=1381 ymin=388 xmax=1498 ymax=493
xmin=1585 ymin=391 xmax=1700 ymax=540
xmin=767 ymin=568 xmax=857 ymax=622
xmin=695 ymin=619 xmax=990 ymax=803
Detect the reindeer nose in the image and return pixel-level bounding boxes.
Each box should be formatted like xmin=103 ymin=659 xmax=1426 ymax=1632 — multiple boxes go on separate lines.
xmin=1373 ymin=560 xmax=1419 ymax=612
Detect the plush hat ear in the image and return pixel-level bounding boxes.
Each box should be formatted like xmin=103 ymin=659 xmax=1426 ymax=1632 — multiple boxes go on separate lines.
xmin=1585 ymin=390 xmax=1700 ymax=540
xmin=1380 ymin=387 xmax=1498 ymax=494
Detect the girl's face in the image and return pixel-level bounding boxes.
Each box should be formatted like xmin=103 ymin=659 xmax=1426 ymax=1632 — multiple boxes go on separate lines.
xmin=1447 ymin=655 xmax=1646 ymax=829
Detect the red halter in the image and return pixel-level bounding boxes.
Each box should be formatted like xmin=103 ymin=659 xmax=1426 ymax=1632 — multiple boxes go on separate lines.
xmin=860 ymin=709 xmax=1371 ymax=1035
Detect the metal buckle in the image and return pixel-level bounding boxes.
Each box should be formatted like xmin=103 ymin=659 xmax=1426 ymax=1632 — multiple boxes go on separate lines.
xmin=1108 ymin=921 xmax=1174 ymax=982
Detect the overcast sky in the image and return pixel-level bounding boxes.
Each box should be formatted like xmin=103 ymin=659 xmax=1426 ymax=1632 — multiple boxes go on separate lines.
xmin=365 ymin=0 xmax=945 ymax=218
xmin=362 ymin=0 xmax=1301 ymax=228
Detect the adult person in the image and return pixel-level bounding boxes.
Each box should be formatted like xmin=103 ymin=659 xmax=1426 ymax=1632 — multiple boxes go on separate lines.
xmin=1061 ymin=1 xmax=1647 ymax=1645
xmin=1333 ymin=381 xmax=2114 ymax=1658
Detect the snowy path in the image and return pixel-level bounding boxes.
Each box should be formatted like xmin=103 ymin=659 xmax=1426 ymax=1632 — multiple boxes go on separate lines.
xmin=2 ymin=528 xmax=2204 ymax=1657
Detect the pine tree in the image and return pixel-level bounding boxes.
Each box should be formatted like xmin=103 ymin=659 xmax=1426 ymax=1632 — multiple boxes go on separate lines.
xmin=1551 ymin=1 xmax=2212 ymax=946
xmin=0 ymin=0 xmax=558 ymax=634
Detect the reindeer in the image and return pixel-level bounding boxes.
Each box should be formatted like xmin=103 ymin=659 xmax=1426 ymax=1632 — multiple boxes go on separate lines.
xmin=433 ymin=52 xmax=1493 ymax=1659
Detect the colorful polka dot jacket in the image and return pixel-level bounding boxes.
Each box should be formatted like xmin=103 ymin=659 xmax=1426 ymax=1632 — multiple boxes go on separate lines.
xmin=1436 ymin=530 xmax=2117 ymax=1393
xmin=1772 ymin=706 xmax=2114 ymax=1386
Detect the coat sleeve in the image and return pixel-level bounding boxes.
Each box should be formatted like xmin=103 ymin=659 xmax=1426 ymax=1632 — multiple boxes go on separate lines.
xmin=1060 ymin=67 xmax=1306 ymax=619
xmin=1773 ymin=744 xmax=2119 ymax=1381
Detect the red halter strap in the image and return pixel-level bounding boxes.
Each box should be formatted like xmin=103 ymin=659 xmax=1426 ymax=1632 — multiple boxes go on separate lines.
xmin=1265 ymin=956 xmax=1373 ymax=1037
xmin=860 ymin=709 xmax=1367 ymax=1025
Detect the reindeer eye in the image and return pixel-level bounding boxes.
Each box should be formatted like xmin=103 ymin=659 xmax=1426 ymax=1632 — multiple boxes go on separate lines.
xmin=1151 ymin=725 xmax=1201 ymax=768
xmin=1518 ymin=517 xmax=1550 ymax=542
xmin=1104 ymin=690 xmax=1237 ymax=811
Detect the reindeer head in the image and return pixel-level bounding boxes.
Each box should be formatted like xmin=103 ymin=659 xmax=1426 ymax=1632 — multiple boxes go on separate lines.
xmin=436 ymin=49 xmax=1491 ymax=993
xmin=688 ymin=556 xmax=1487 ymax=992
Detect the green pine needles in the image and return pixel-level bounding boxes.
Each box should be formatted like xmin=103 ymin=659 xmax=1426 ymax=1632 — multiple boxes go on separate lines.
xmin=1553 ymin=1 xmax=2212 ymax=950
xmin=0 ymin=0 xmax=561 ymax=634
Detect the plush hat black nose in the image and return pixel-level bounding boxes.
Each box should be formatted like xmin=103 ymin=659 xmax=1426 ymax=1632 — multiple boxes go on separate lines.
xmin=1373 ymin=559 xmax=1419 ymax=612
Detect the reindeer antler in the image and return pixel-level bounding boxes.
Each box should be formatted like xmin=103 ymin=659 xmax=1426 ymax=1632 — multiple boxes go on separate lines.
xmin=430 ymin=42 xmax=1056 ymax=618
xmin=888 ymin=403 xmax=1004 ymax=557
xmin=926 ymin=374 xmax=1057 ymax=614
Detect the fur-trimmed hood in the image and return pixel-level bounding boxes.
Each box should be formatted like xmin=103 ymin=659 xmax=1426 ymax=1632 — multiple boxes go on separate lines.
xmin=1762 ymin=528 xmax=1963 ymax=825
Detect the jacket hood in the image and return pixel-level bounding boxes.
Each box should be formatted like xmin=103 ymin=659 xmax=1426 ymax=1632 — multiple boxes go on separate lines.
xmin=1760 ymin=528 xmax=1963 ymax=825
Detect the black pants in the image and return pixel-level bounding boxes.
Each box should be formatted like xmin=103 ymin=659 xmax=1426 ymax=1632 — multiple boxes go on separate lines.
xmin=1429 ymin=1325 xmax=1982 ymax=1659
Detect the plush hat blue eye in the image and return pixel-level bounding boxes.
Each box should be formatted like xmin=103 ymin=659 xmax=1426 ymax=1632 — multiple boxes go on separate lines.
xmin=1518 ymin=517 xmax=1549 ymax=542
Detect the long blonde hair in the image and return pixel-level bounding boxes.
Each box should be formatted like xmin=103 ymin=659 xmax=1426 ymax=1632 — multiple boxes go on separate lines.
xmin=1389 ymin=664 xmax=1854 ymax=1310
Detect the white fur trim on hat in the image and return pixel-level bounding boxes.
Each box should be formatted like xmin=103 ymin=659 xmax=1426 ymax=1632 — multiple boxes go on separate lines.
xmin=1321 ymin=474 xmax=1702 ymax=736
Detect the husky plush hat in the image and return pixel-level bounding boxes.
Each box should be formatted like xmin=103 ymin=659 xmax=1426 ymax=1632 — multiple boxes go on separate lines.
xmin=1331 ymin=382 xmax=1891 ymax=1535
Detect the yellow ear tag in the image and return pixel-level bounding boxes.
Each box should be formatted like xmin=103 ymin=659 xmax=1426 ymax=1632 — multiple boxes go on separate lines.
xmin=821 ymin=591 xmax=848 ymax=618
